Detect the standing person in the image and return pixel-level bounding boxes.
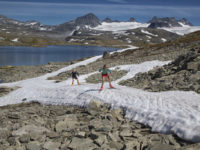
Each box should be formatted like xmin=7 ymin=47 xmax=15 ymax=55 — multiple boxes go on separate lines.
xmin=99 ymin=64 xmax=114 ymax=90
xmin=71 ymin=69 xmax=80 ymax=86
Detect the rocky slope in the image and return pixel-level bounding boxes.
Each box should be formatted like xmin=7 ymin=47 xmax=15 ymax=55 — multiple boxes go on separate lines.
xmin=119 ymin=47 xmax=200 ymax=93
xmin=0 ymin=100 xmax=198 ymax=150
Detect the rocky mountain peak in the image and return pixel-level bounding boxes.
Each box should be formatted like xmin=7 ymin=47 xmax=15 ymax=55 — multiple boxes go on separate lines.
xmin=103 ymin=17 xmax=113 ymax=23
xmin=0 ymin=15 xmax=7 ymax=19
xmin=74 ymin=13 xmax=101 ymax=27
xmin=148 ymin=16 xmax=192 ymax=28
xmin=128 ymin=17 xmax=136 ymax=22
xmin=179 ymin=18 xmax=193 ymax=26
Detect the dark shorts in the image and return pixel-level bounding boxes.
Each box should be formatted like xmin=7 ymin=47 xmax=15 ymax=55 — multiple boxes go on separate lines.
xmin=72 ymin=76 xmax=78 ymax=79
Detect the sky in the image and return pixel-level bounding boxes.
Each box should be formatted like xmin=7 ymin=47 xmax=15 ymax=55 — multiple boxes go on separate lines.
xmin=0 ymin=0 xmax=200 ymax=25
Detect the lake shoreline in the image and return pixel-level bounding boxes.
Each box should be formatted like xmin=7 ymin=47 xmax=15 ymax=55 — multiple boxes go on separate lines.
xmin=0 ymin=45 xmax=118 ymax=67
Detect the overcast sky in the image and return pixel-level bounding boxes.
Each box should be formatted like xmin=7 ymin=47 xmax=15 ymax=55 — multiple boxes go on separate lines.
xmin=0 ymin=0 xmax=200 ymax=25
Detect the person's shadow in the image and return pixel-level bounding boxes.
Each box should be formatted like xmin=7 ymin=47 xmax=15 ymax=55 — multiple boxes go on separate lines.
xmin=78 ymin=89 xmax=100 ymax=97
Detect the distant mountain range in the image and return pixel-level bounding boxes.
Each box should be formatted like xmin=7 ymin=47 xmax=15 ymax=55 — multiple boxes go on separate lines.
xmin=0 ymin=13 xmax=199 ymax=47
xmin=0 ymin=13 xmax=193 ymax=32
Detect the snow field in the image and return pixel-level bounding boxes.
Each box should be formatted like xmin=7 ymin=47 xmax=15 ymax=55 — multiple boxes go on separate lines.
xmin=91 ymin=22 xmax=200 ymax=35
xmin=0 ymin=48 xmax=200 ymax=142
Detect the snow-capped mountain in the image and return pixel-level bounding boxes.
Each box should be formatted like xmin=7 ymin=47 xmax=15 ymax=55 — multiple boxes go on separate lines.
xmin=0 ymin=13 xmax=200 ymax=46
xmin=0 ymin=15 xmax=55 ymax=31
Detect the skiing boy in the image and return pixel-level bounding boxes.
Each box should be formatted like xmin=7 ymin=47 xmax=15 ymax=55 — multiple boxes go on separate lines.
xmin=99 ymin=64 xmax=114 ymax=90
xmin=71 ymin=69 xmax=80 ymax=86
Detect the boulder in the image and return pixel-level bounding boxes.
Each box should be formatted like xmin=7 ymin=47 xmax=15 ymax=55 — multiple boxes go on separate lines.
xmin=43 ymin=141 xmax=61 ymax=150
xmin=12 ymin=125 xmax=49 ymax=136
xmin=55 ymin=114 xmax=78 ymax=132
xmin=68 ymin=137 xmax=97 ymax=150
xmin=103 ymin=51 xmax=110 ymax=59
xmin=147 ymin=143 xmax=175 ymax=150
xmin=26 ymin=142 xmax=41 ymax=150
xmin=87 ymin=100 xmax=102 ymax=115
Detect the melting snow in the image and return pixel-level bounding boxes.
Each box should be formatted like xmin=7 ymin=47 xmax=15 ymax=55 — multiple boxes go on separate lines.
xmin=146 ymin=35 xmax=152 ymax=39
xmin=160 ymin=26 xmax=200 ymax=35
xmin=161 ymin=38 xmax=167 ymax=42
xmin=178 ymin=22 xmax=190 ymax=27
xmin=0 ymin=47 xmax=200 ymax=142
xmin=12 ymin=38 xmax=18 ymax=42
xmin=141 ymin=29 xmax=158 ymax=37
xmin=93 ymin=22 xmax=149 ymax=31
xmin=39 ymin=27 xmax=47 ymax=31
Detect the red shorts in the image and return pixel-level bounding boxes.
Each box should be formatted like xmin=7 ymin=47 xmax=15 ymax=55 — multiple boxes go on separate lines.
xmin=102 ymin=74 xmax=108 ymax=78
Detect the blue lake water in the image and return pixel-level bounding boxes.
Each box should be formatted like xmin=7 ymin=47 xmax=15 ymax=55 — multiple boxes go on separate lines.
xmin=0 ymin=45 xmax=118 ymax=66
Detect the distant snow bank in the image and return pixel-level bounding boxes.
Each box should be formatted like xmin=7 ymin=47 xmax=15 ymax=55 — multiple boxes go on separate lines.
xmin=141 ymin=29 xmax=158 ymax=37
xmin=92 ymin=22 xmax=149 ymax=31
xmin=161 ymin=26 xmax=200 ymax=35
xmin=91 ymin=22 xmax=200 ymax=36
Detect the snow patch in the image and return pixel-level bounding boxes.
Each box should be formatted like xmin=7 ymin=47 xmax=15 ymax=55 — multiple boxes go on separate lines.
xmin=146 ymin=35 xmax=152 ymax=39
xmin=69 ymin=39 xmax=79 ymax=42
xmin=93 ymin=22 xmax=149 ymax=31
xmin=113 ymin=30 xmax=129 ymax=35
xmin=161 ymin=38 xmax=167 ymax=42
xmin=178 ymin=22 xmax=190 ymax=27
xmin=39 ymin=27 xmax=47 ymax=31
xmin=160 ymin=26 xmax=200 ymax=35
xmin=0 ymin=37 xmax=5 ymax=40
xmin=11 ymin=38 xmax=18 ymax=42
xmin=89 ymin=33 xmax=103 ymax=36
xmin=141 ymin=29 xmax=158 ymax=37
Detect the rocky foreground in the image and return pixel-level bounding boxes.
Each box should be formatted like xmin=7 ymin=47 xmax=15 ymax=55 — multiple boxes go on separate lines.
xmin=1 ymin=100 xmax=200 ymax=150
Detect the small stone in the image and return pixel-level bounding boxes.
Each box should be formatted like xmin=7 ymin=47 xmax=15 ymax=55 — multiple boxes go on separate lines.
xmin=69 ymin=137 xmax=97 ymax=150
xmin=87 ymin=100 xmax=101 ymax=115
xmin=147 ymin=143 xmax=175 ymax=150
xmin=7 ymin=137 xmax=17 ymax=146
xmin=19 ymin=134 xmax=30 ymax=143
xmin=55 ymin=114 xmax=78 ymax=132
xmin=26 ymin=142 xmax=41 ymax=150
xmin=0 ymin=128 xmax=10 ymax=139
xmin=12 ymin=125 xmax=49 ymax=137
xmin=95 ymin=134 xmax=107 ymax=146
xmin=76 ymin=131 xmax=86 ymax=138
xmin=110 ymin=108 xmax=124 ymax=121
xmin=46 ymin=132 xmax=60 ymax=139
xmin=7 ymin=113 xmax=20 ymax=119
xmin=107 ymin=141 xmax=124 ymax=150
xmin=125 ymin=141 xmax=140 ymax=150
xmin=43 ymin=141 xmax=61 ymax=150
xmin=179 ymin=143 xmax=200 ymax=150
xmin=120 ymin=128 xmax=132 ymax=137
xmin=103 ymin=51 xmax=110 ymax=58
xmin=30 ymin=132 xmax=42 ymax=141
xmin=108 ymin=131 xmax=121 ymax=142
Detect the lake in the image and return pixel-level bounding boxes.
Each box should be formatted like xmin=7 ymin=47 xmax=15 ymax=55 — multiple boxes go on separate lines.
xmin=0 ymin=45 xmax=118 ymax=66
